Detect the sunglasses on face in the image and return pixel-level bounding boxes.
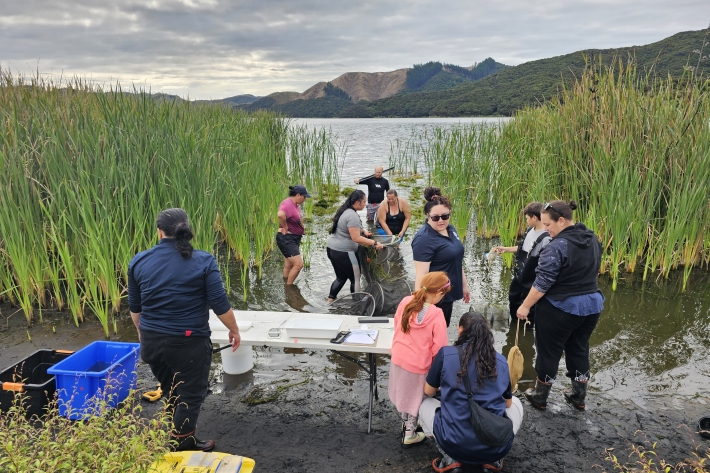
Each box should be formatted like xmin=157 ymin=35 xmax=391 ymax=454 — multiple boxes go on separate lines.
xmin=429 ymin=213 xmax=451 ymax=222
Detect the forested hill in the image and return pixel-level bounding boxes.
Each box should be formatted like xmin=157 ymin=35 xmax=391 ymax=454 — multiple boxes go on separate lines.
xmin=365 ymin=28 xmax=710 ymax=117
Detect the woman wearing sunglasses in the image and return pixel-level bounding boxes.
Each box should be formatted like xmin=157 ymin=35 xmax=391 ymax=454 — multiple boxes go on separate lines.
xmin=516 ymin=200 xmax=604 ymax=411
xmin=412 ymin=195 xmax=470 ymax=327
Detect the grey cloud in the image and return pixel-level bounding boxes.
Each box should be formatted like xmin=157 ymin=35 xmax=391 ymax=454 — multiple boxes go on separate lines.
xmin=1 ymin=0 xmax=708 ymax=98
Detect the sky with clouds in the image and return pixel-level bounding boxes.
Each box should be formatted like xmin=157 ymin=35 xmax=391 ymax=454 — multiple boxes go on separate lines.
xmin=1 ymin=0 xmax=709 ymax=99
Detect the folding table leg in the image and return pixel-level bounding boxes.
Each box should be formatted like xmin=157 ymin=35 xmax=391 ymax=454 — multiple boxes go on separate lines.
xmin=368 ymin=353 xmax=375 ymax=433
xmin=372 ymin=354 xmax=379 ymax=400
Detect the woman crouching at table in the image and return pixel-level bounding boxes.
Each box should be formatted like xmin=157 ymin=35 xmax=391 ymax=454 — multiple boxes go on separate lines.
xmin=419 ymin=312 xmax=523 ymax=473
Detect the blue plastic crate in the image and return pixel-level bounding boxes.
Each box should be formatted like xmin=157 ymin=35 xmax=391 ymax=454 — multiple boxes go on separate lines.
xmin=47 ymin=341 xmax=140 ymax=419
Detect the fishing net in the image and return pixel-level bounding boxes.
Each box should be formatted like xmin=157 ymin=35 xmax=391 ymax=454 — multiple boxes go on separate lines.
xmin=328 ymin=292 xmax=376 ymax=318
xmin=358 ymin=242 xmax=413 ymax=316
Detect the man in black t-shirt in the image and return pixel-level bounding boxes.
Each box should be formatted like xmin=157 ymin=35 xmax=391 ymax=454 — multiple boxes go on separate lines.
xmin=354 ymin=166 xmax=390 ymax=222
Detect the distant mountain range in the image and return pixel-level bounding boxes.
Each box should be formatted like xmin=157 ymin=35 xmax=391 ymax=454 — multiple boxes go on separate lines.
xmin=148 ymin=28 xmax=708 ymax=117
xmin=239 ymin=58 xmax=509 ymax=117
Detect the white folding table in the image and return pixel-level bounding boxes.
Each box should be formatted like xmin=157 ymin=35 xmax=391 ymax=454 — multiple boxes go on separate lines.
xmin=209 ymin=311 xmax=394 ymax=433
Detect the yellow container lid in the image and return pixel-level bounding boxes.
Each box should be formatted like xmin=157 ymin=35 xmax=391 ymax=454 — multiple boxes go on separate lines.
xmin=149 ymin=451 xmax=256 ymax=473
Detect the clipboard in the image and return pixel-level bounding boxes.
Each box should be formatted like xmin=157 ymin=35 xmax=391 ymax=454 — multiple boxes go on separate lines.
xmin=343 ymin=329 xmax=379 ymax=346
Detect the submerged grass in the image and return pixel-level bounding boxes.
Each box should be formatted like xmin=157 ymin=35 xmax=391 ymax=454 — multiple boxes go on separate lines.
xmin=393 ymin=51 xmax=710 ymax=290
xmin=0 ymin=72 xmax=339 ymax=332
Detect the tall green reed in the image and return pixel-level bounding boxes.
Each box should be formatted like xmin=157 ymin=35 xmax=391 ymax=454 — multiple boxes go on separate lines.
xmin=0 ymin=72 xmax=338 ymax=332
xmin=392 ymin=55 xmax=710 ymax=291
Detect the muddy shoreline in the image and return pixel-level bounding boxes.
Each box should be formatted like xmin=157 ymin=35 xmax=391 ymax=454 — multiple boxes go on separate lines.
xmin=1 ymin=306 xmax=708 ymax=472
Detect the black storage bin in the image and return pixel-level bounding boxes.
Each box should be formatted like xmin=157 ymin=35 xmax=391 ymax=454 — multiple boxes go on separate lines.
xmin=0 ymin=349 xmax=73 ymax=417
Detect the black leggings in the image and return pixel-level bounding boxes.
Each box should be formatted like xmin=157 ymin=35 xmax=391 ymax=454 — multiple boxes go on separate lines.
xmin=327 ymin=247 xmax=361 ymax=299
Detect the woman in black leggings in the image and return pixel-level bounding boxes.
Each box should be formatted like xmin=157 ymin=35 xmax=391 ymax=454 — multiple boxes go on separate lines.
xmin=326 ymin=190 xmax=383 ymax=302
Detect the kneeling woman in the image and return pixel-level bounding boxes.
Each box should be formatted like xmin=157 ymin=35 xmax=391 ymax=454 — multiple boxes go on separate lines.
xmin=419 ymin=312 xmax=523 ymax=472
xmin=326 ymin=190 xmax=383 ymax=303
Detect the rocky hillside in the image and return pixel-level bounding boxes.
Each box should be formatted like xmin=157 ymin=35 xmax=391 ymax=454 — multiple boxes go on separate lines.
xmin=300 ymin=69 xmax=408 ymax=102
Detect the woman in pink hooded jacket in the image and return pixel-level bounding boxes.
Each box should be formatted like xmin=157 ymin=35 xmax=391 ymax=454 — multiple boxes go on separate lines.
xmin=389 ymin=271 xmax=451 ymax=448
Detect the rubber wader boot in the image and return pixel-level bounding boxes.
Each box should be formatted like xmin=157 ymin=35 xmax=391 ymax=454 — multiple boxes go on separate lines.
xmin=563 ymin=380 xmax=587 ymax=410
xmin=524 ymin=378 xmax=552 ymax=410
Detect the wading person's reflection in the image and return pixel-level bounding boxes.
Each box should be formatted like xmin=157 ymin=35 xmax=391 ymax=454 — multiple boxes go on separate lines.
xmin=284 ymin=284 xmax=311 ymax=312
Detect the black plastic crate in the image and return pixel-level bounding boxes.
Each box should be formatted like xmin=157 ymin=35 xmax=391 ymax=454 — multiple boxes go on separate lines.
xmin=0 ymin=349 xmax=73 ymax=417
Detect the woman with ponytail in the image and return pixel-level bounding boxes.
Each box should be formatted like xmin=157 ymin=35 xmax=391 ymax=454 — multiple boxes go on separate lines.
xmin=419 ymin=312 xmax=523 ymax=473
xmin=326 ymin=189 xmax=384 ymax=302
xmin=517 ymin=200 xmax=604 ymax=412
xmin=128 ymin=208 xmax=241 ymax=453
xmin=388 ymin=271 xmax=451 ymax=448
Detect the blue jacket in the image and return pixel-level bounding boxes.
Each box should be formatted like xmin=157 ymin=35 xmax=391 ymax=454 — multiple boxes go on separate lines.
xmin=128 ymin=239 xmax=231 ymax=337
xmin=426 ymin=345 xmax=514 ymax=464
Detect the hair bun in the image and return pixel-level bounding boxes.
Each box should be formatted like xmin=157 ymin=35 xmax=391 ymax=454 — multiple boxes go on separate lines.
xmin=569 ymin=200 xmax=578 ymax=211
xmin=288 ymin=185 xmax=295 ymax=190
xmin=431 ymin=195 xmax=441 ymax=202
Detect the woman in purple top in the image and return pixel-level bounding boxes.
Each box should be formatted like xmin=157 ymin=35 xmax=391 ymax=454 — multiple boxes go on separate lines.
xmin=276 ymin=185 xmax=310 ymax=285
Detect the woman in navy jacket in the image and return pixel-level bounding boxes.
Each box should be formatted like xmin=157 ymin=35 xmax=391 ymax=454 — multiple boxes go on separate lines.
xmin=419 ymin=312 xmax=523 ymax=472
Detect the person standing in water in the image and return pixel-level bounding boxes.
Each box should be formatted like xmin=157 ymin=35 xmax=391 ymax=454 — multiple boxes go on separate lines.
xmin=276 ymin=185 xmax=310 ymax=285
xmin=492 ymin=202 xmax=550 ymax=324
xmin=326 ymin=190 xmax=384 ymax=303
xmin=517 ymin=200 xmax=604 ymax=412
xmin=354 ymin=165 xmax=390 ymax=222
xmin=412 ymin=195 xmax=470 ymax=327
xmin=376 ymin=189 xmax=412 ymax=243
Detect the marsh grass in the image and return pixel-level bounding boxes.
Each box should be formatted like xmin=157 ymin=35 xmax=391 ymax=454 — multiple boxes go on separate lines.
xmin=599 ymin=430 xmax=709 ymax=472
xmin=0 ymin=72 xmax=338 ymax=331
xmin=392 ymin=54 xmax=710 ymax=290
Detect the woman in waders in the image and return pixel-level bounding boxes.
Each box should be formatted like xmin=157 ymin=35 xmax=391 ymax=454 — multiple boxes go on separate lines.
xmin=517 ymin=200 xmax=604 ymax=411
xmin=376 ymin=189 xmax=412 ymax=243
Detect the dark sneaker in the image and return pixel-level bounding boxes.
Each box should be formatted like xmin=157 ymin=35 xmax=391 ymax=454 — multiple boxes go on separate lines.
xmin=432 ymin=458 xmax=462 ymax=473
xmin=172 ymin=435 xmax=215 ymax=452
xmin=483 ymin=459 xmax=504 ymax=472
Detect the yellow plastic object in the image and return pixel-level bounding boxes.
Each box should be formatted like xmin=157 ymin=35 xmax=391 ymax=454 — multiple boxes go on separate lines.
xmin=149 ymin=451 xmax=256 ymax=473
xmin=143 ymin=385 xmax=162 ymax=402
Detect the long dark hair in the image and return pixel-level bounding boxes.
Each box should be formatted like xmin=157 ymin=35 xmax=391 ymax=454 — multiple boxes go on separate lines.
xmin=454 ymin=311 xmax=498 ymax=390
xmin=330 ymin=190 xmax=366 ymax=234
xmin=156 ymin=208 xmax=194 ymax=259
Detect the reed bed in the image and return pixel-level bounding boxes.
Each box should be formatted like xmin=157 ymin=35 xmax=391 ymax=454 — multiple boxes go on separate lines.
xmin=0 ymin=72 xmax=338 ymax=333
xmin=394 ymin=57 xmax=710 ymax=290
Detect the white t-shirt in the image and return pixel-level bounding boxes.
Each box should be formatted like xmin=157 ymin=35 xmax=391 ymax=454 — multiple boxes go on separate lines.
xmin=521 ymin=228 xmax=547 ymax=254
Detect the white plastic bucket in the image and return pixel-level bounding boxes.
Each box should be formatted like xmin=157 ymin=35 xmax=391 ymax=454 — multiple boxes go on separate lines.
xmin=219 ymin=344 xmax=254 ymax=374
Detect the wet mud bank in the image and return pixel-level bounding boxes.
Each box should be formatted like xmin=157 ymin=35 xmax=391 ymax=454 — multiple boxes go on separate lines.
xmin=190 ymin=372 xmax=710 ymax=473
xmin=2 ymin=305 xmax=709 ymax=473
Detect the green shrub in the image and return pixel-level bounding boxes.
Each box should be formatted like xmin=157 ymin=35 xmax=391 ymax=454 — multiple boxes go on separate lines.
xmin=0 ymin=391 xmax=172 ymax=472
